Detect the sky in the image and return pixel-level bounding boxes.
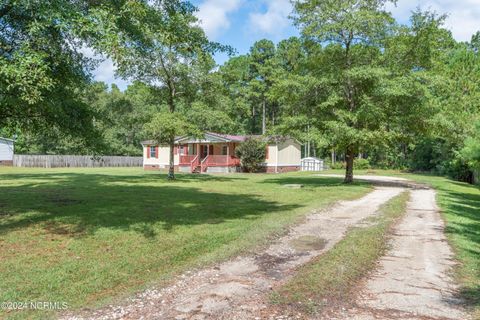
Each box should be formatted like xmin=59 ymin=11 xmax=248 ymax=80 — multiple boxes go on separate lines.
xmin=92 ymin=0 xmax=480 ymax=90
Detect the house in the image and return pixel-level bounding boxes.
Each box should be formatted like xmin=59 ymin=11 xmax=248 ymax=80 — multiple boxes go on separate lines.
xmin=0 ymin=137 xmax=14 ymax=166
xmin=141 ymin=132 xmax=301 ymax=173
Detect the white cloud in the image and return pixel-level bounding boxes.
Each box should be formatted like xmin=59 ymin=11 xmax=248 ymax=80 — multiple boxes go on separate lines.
xmin=79 ymin=46 xmax=130 ymax=90
xmin=196 ymin=0 xmax=243 ymax=39
xmin=387 ymin=0 xmax=480 ymax=41
xmin=248 ymin=0 xmax=293 ymax=36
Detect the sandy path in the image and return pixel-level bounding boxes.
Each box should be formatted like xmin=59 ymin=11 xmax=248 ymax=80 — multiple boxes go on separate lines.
xmin=63 ymin=186 xmax=403 ymax=320
xmin=324 ymin=176 xmax=469 ymax=320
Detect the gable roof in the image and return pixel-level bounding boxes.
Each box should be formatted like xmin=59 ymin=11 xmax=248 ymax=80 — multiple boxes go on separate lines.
xmin=141 ymin=132 xmax=302 ymax=146
xmin=205 ymin=132 xmax=248 ymax=142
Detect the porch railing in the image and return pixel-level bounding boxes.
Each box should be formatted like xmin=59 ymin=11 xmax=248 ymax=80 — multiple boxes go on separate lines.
xmin=179 ymin=155 xmax=197 ymax=165
xmin=200 ymin=155 xmax=209 ymax=172
xmin=182 ymin=154 xmax=241 ymax=172
xmin=190 ymin=155 xmax=199 ymax=173
xmin=204 ymin=155 xmax=240 ymax=167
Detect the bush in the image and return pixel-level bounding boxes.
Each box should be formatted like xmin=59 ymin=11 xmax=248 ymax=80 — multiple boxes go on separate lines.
xmin=327 ymin=158 xmax=371 ymax=170
xmin=235 ymin=137 xmax=266 ymax=172
xmin=354 ymin=158 xmax=370 ymax=169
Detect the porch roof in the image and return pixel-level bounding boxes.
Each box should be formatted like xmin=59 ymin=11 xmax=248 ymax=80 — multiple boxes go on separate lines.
xmin=175 ymin=132 xmax=248 ymax=144
xmin=140 ymin=132 xmax=300 ymax=146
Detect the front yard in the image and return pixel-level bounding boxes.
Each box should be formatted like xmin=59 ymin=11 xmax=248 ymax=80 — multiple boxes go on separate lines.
xmin=0 ymin=168 xmax=371 ymax=319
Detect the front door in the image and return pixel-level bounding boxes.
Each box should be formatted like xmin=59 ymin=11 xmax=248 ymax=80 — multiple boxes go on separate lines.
xmin=201 ymin=145 xmax=208 ymax=160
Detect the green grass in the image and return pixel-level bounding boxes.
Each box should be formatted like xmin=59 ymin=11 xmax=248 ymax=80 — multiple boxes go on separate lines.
xmin=273 ymin=191 xmax=410 ymax=315
xmin=0 ymin=167 xmax=371 ymax=319
xmin=402 ymin=174 xmax=480 ymax=318
xmin=323 ymin=169 xmax=480 ymax=317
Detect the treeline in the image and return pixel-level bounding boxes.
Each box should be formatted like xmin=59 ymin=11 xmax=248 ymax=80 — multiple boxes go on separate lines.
xmin=1 ymin=0 xmax=480 ymax=182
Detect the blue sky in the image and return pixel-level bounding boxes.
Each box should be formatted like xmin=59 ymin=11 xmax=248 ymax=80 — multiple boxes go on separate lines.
xmin=93 ymin=0 xmax=480 ymax=90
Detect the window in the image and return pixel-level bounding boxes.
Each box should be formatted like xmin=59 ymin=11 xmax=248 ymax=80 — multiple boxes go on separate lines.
xmin=150 ymin=146 xmax=156 ymax=158
xmin=179 ymin=145 xmax=186 ymax=155
xmin=188 ymin=144 xmax=197 ymax=155
xmin=222 ymin=145 xmax=228 ymax=155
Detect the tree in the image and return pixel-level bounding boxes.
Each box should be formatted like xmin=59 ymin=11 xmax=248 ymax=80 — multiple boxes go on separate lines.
xmin=249 ymin=40 xmax=277 ymax=134
xmin=144 ymin=112 xmax=197 ymax=157
xmin=462 ymin=122 xmax=480 ymax=169
xmin=0 ymin=0 xmax=158 ymax=147
xmin=292 ymin=0 xmax=429 ymax=183
xmin=235 ymin=137 xmax=267 ymax=172
xmin=115 ymin=1 xmax=228 ymax=179
xmin=218 ymin=55 xmax=255 ymax=133
xmin=87 ymin=81 xmax=162 ymax=156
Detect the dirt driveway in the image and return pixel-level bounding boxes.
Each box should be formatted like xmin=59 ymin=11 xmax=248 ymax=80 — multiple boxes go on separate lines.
xmin=63 ymin=175 xmax=468 ymax=320
xmin=327 ymin=176 xmax=469 ymax=320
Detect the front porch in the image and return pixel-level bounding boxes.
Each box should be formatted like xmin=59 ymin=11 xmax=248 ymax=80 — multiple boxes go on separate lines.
xmin=178 ymin=142 xmax=240 ymax=173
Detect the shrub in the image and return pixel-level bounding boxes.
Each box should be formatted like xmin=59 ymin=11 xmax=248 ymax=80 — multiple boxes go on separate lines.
xmin=354 ymin=158 xmax=371 ymax=169
xmin=235 ymin=137 xmax=266 ymax=172
xmin=327 ymin=159 xmax=370 ymax=170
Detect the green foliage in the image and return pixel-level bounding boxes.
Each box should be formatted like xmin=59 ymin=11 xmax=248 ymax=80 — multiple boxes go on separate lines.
xmin=235 ymin=138 xmax=267 ymax=173
xmin=461 ymin=122 xmax=480 ymax=170
xmin=0 ymin=0 xmax=161 ymax=146
xmin=329 ymin=159 xmax=371 ymax=170
xmin=290 ymin=0 xmax=431 ymax=182
xmin=3 ymin=0 xmax=480 ymax=188
xmin=185 ymin=102 xmax=236 ymax=133
xmin=354 ymin=159 xmax=371 ymax=170
xmin=144 ymin=112 xmax=198 ymax=145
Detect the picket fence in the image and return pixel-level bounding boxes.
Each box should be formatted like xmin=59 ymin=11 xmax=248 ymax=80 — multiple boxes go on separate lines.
xmin=13 ymin=155 xmax=142 ymax=168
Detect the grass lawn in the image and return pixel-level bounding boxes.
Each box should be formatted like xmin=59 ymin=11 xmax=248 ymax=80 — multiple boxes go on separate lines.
xmin=0 ymin=167 xmax=371 ymax=319
xmin=324 ymin=169 xmax=480 ymax=317
xmin=273 ymin=190 xmax=410 ymax=315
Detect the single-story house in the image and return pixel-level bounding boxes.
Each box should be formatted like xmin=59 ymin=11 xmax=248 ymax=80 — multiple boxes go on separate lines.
xmin=0 ymin=137 xmax=14 ymax=166
xmin=141 ymin=132 xmax=301 ymax=173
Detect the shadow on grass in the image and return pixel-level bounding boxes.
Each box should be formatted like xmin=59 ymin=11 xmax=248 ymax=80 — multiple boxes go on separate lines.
xmin=0 ymin=172 xmax=297 ymax=238
xmin=439 ymin=186 xmax=480 ymax=312
xmin=260 ymin=175 xmax=371 ymax=188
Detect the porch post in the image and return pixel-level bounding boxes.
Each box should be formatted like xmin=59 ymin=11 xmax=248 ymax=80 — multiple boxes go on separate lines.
xmin=227 ymin=143 xmax=230 ymax=166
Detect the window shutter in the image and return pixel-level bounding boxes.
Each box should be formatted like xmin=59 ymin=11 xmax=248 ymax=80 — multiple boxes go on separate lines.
xmin=174 ymin=146 xmax=178 ymax=155
xmin=155 ymin=146 xmax=159 ymax=158
xmin=265 ymin=146 xmax=269 ymax=159
xmin=147 ymin=145 xmax=150 ymax=158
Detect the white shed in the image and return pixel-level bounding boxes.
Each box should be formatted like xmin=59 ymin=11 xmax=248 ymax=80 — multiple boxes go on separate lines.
xmin=301 ymin=157 xmax=324 ymax=172
xmin=0 ymin=137 xmax=14 ymax=164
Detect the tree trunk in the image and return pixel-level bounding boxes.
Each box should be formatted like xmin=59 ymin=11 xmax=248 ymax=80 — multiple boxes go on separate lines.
xmin=344 ymin=147 xmax=354 ymax=183
xmin=262 ymin=99 xmax=266 ymax=135
xmin=167 ymin=82 xmax=176 ymax=180
xmin=252 ymin=105 xmax=256 ymax=133
xmin=167 ymin=138 xmax=175 ymax=180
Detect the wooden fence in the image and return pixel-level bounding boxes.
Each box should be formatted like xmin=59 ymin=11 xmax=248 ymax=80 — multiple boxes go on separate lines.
xmin=13 ymin=155 xmax=143 ymax=168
